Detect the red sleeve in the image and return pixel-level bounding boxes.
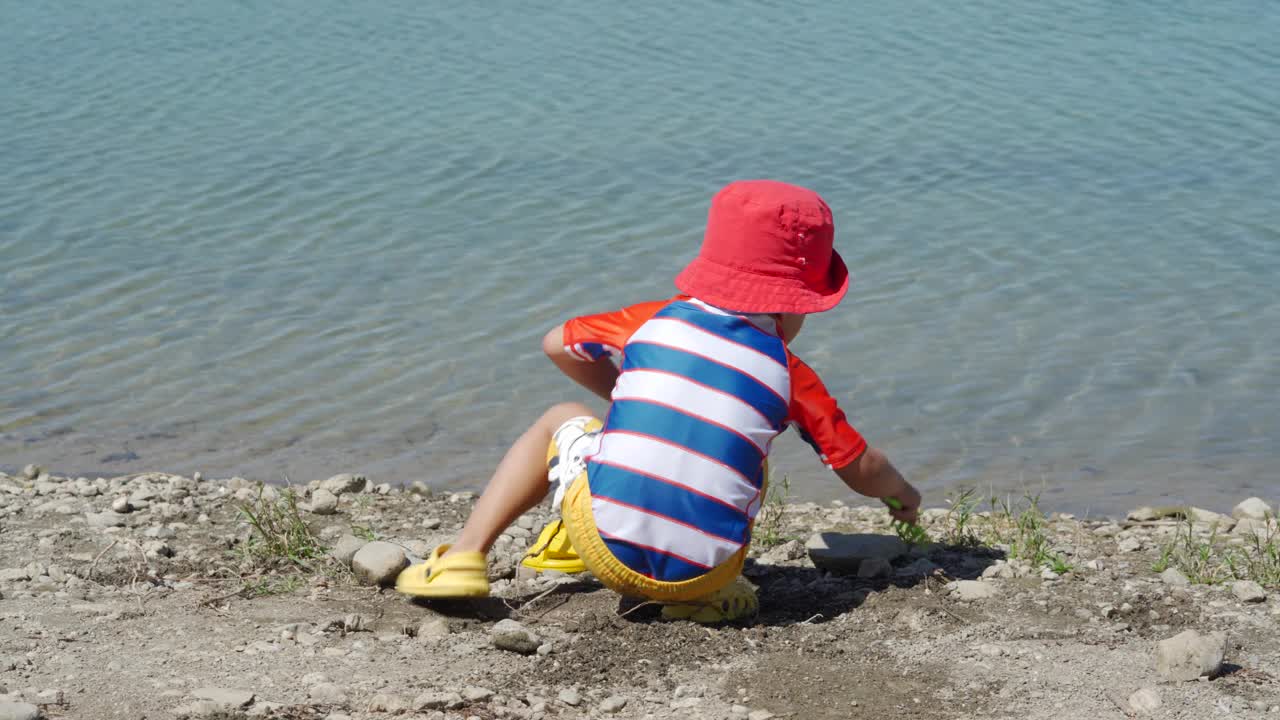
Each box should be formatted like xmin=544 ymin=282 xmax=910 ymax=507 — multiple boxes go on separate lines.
xmin=787 ymin=352 xmax=868 ymax=469
xmin=561 ymin=297 xmax=677 ymax=362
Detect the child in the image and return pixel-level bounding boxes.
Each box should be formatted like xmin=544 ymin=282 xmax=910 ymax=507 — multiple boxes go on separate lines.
xmin=396 ymin=180 xmax=921 ymax=622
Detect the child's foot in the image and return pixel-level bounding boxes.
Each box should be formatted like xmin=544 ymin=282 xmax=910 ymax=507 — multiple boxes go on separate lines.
xmin=395 ymin=544 xmax=490 ymax=598
xmin=660 ymin=578 xmax=758 ymax=624
xmin=521 ymin=519 xmax=587 ymax=574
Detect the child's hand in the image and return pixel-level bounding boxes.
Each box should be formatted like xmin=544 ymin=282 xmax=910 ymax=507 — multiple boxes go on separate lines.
xmin=882 ymin=483 xmax=921 ymax=524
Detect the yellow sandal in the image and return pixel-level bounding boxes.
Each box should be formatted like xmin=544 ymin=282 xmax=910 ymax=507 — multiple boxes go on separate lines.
xmin=660 ymin=578 xmax=759 ymax=624
xmin=520 ymin=519 xmax=587 ymax=574
xmin=395 ymin=544 xmax=490 ymax=598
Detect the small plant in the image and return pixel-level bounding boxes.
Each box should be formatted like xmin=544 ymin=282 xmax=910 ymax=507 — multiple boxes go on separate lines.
xmin=351 ymin=524 xmax=378 ymax=542
xmin=1154 ymin=512 xmax=1279 ymax=587
xmin=243 ymin=574 xmax=305 ymax=597
xmin=236 ymin=485 xmax=327 ymax=569
xmin=754 ymin=475 xmax=792 ymax=548
xmin=987 ymin=493 xmax=1069 ymax=571
xmin=882 ymin=497 xmax=929 ymax=546
xmin=940 ymin=487 xmax=983 ymax=547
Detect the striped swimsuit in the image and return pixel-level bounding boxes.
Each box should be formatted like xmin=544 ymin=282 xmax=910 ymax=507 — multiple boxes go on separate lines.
xmin=563 ymin=296 xmax=866 ymax=582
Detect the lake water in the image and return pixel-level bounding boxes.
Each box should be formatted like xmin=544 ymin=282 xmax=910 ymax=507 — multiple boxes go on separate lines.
xmin=3 ymin=0 xmax=1278 ymax=514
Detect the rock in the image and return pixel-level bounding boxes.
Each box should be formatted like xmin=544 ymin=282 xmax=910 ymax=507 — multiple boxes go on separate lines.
xmin=85 ymin=511 xmax=127 ymax=528
xmin=21 ymin=464 xmax=41 ymax=480
xmin=320 ymin=473 xmax=367 ymax=496
xmin=309 ymin=683 xmax=348 ymax=704
xmin=1117 ymin=537 xmax=1143 ymax=553
xmin=1128 ymin=688 xmax=1162 ymax=714
xmin=0 ymin=701 xmax=40 ymax=720
xmin=1234 ymin=517 xmax=1278 ymax=538
xmin=759 ymin=539 xmax=805 ymax=564
xmin=977 ymin=643 xmax=1006 ymax=657
xmin=805 ymin=533 xmax=907 ymax=573
xmin=461 ymin=687 xmax=493 ymax=702
xmin=307 ymin=489 xmax=340 ymax=515
xmin=748 ymin=711 xmax=776 ymax=720
xmin=110 ymin=496 xmax=132 ymax=513
xmin=418 ymin=618 xmax=451 ymax=639
xmin=558 ymin=689 xmax=583 ymax=707
xmin=329 ymin=534 xmax=367 ymax=567
xmin=1231 ymin=580 xmax=1266 ymax=603
xmin=1189 ymin=507 xmax=1235 ymax=530
xmin=895 ymin=557 xmax=940 ymax=578
xmin=856 ymin=557 xmax=892 ymax=578
xmin=949 ymin=580 xmax=998 ymax=601
xmin=491 ymin=619 xmax=541 ymax=654
xmin=191 ymin=687 xmax=256 ymax=711
xmin=0 ymin=568 xmax=29 ymax=582
xmin=351 ymin=541 xmax=408 ymax=586
xmin=599 ymin=696 xmax=628 ymax=713
xmin=1160 ymin=568 xmax=1191 ymax=587
xmin=367 ymin=693 xmax=413 ymax=713
xmin=1126 ymin=507 xmax=1163 ymax=522
xmin=1155 ymin=630 xmax=1227 ymax=681
xmin=414 ymin=692 xmax=464 ymax=711
xmin=1232 ymin=497 xmax=1273 ymax=521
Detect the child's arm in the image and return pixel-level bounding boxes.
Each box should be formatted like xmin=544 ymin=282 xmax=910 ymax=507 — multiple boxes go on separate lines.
xmin=542 ymin=324 xmax=618 ymax=402
xmin=834 ymin=448 xmax=921 ymax=524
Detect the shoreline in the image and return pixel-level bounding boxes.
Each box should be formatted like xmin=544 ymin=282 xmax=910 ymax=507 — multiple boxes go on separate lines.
xmin=0 ymin=465 xmax=1276 ymax=720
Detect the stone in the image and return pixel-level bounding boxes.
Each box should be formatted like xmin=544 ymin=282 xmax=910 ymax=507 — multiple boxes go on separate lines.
xmin=977 ymin=643 xmax=1006 ymax=657
xmin=417 ymin=618 xmax=451 ymax=639
xmin=367 ymin=693 xmax=413 ymax=713
xmin=805 ymin=533 xmax=908 ymax=573
xmin=1126 ymin=507 xmax=1163 ymax=522
xmin=748 ymin=711 xmax=776 ymax=720
xmin=1232 ymin=497 xmax=1273 ymax=521
xmin=599 ymin=696 xmax=628 ymax=713
xmin=0 ymin=568 xmax=29 ymax=582
xmin=1128 ymin=688 xmax=1162 ymax=714
xmin=558 ymin=689 xmax=583 ymax=707
xmin=351 ymin=541 xmax=408 ymax=587
xmin=461 ymin=687 xmax=493 ymax=702
xmin=85 ymin=511 xmax=127 ymax=528
xmin=320 ymin=473 xmax=367 ymax=496
xmin=949 ymin=580 xmax=999 ymax=601
xmin=21 ymin=464 xmax=41 ymax=480
xmin=191 ymin=687 xmax=256 ymax=710
xmin=1160 ymin=568 xmax=1191 ymax=587
xmin=309 ymin=683 xmax=348 ymax=704
xmin=856 ymin=557 xmax=892 ymax=578
xmin=491 ymin=619 xmax=541 ymax=654
xmin=414 ymin=692 xmax=464 ymax=711
xmin=329 ymin=534 xmax=367 ymax=567
xmin=307 ymin=489 xmax=340 ymax=515
xmin=1155 ymin=630 xmax=1227 ymax=681
xmin=1117 ymin=537 xmax=1143 ymax=553
xmin=110 ymin=496 xmax=132 ymax=513
xmin=1189 ymin=507 xmax=1235 ymax=531
xmin=0 ymin=702 xmax=40 ymax=720
xmin=759 ymin=539 xmax=805 ymax=565
xmin=1231 ymin=580 xmax=1266 ymax=603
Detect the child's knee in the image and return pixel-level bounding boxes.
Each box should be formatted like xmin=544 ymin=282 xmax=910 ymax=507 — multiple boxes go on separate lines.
xmin=541 ymin=402 xmax=595 ymax=427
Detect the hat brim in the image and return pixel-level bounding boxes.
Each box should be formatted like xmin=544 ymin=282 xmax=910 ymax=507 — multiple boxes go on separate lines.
xmin=674 ymin=251 xmax=850 ymax=315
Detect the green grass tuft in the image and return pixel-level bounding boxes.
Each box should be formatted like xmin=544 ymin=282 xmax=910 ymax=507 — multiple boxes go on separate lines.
xmin=1153 ymin=513 xmax=1279 ymax=587
xmin=754 ymin=475 xmax=793 ymax=548
xmin=235 ymin=485 xmax=327 ymax=569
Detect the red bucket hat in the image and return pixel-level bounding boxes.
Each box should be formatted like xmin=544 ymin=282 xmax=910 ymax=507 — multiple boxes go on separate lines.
xmin=675 ymin=180 xmax=849 ymax=315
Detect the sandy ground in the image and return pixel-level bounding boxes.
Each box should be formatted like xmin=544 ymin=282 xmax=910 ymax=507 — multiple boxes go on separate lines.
xmin=0 ymin=467 xmax=1277 ymax=720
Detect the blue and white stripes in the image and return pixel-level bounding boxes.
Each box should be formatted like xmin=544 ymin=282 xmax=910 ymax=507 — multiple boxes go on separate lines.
xmin=587 ymin=301 xmax=790 ymax=581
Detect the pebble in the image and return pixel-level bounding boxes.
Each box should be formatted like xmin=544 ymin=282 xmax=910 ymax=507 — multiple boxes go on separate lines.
xmin=599 ymin=696 xmax=628 ymax=713
xmin=856 ymin=557 xmax=892 ymax=578
xmin=417 ymin=618 xmax=451 ymax=640
xmin=1232 ymin=497 xmax=1273 ymax=520
xmin=190 ymin=687 xmax=256 ymax=710
xmin=329 ymin=534 xmax=367 ymax=567
xmin=320 ymin=473 xmax=368 ymax=496
xmin=1231 ymin=580 xmax=1266 ymax=603
xmin=309 ymin=683 xmax=348 ymax=704
xmin=557 ymin=689 xmax=583 ymax=707
xmin=21 ymin=464 xmax=41 ymax=480
xmin=949 ymin=580 xmax=999 ymax=601
xmin=1128 ymin=688 xmax=1162 ymax=714
xmin=805 ymin=532 xmax=907 ymax=573
xmin=351 ymin=542 xmax=408 ymax=587
xmin=1155 ymin=629 xmax=1227 ymax=681
xmin=462 ymin=687 xmax=494 ymax=702
xmin=85 ymin=511 xmax=127 ymax=528
xmin=748 ymin=711 xmax=776 ymax=720
xmin=420 ymin=517 xmax=442 ymax=530
xmin=0 ymin=702 xmax=40 ymax=720
xmin=110 ymin=496 xmax=132 ymax=513
xmin=1117 ymin=537 xmax=1143 ymax=553
xmin=307 ymin=489 xmax=340 ymax=515
xmin=1159 ymin=568 xmax=1190 ymax=587
xmin=491 ymin=619 xmax=541 ymax=655
xmin=367 ymin=694 xmax=413 ymax=713
xmin=977 ymin=643 xmax=1006 ymax=657
xmin=414 ymin=692 xmax=464 ymax=711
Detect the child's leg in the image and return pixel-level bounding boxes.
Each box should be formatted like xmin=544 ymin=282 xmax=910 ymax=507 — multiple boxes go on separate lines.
xmin=447 ymin=401 xmax=595 ymax=556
